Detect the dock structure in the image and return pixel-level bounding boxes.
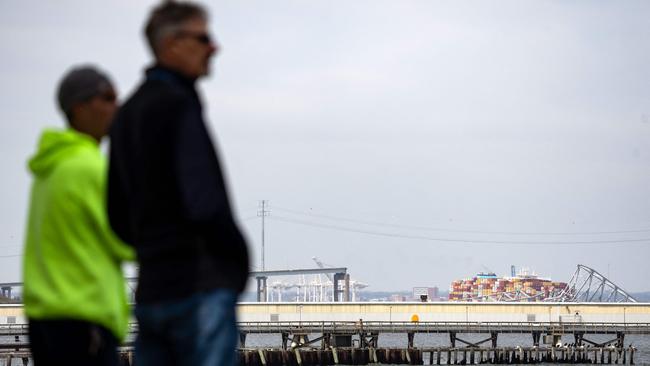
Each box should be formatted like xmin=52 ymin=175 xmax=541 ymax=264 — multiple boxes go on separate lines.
xmin=237 ymin=320 xmax=650 ymax=347
xmin=233 ymin=302 xmax=650 ymax=364
xmin=249 ymin=268 xmax=349 ymax=303
xmin=238 ymin=317 xmax=649 ymax=365
xmin=237 ymin=345 xmax=640 ymax=365
xmin=2 ymin=321 xmax=647 ymax=365
xmin=0 ymin=303 xmax=649 ymax=364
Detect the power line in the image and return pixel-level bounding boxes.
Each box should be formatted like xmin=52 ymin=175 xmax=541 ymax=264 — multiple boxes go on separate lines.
xmin=272 ymin=206 xmax=650 ymax=236
xmin=269 ymin=215 xmax=650 ymax=245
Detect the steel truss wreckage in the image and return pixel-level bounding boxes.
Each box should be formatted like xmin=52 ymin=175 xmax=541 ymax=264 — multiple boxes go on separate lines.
xmin=464 ymin=264 xmax=637 ymax=303
xmin=552 ymin=264 xmax=637 ymax=303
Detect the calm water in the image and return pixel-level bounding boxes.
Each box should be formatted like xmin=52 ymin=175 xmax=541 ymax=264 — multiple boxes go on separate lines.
xmin=246 ymin=333 xmax=650 ymax=365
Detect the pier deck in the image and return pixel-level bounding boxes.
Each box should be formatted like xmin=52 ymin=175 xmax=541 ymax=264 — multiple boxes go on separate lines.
xmin=238 ymin=320 xmax=650 ymax=335
xmin=0 ymin=321 xmax=648 ymax=365
xmin=1 ymin=303 xmax=649 ymax=364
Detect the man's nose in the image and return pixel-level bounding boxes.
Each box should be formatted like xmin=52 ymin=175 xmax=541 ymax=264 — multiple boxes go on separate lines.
xmin=208 ymin=41 xmax=219 ymax=56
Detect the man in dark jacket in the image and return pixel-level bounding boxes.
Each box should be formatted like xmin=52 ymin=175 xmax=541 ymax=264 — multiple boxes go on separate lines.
xmin=107 ymin=2 xmax=249 ymax=365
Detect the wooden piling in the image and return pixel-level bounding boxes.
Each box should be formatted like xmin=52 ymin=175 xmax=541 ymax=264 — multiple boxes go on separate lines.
xmin=523 ymin=350 xmax=528 ymax=363
xmin=259 ymin=350 xmax=268 ymax=366
xmin=376 ymin=348 xmax=387 ymax=364
xmin=315 ymin=349 xmax=324 ymax=366
xmin=359 ymin=349 xmax=367 ymax=365
xmin=8 ymin=345 xmax=650 ymax=366
xmin=388 ymin=348 xmax=396 ymax=364
xmin=265 ymin=350 xmax=279 ymax=366
xmin=370 ymin=348 xmax=378 ymax=364
xmin=338 ymin=349 xmax=350 ymax=365
xmin=377 ymin=348 xmax=387 ymax=364
xmin=607 ymin=348 xmax=612 ymax=364
xmin=309 ymin=350 xmax=319 ymax=366
xmin=303 ymin=350 xmax=314 ymax=366
xmin=233 ymin=345 xmax=647 ymax=366
xmin=331 ymin=348 xmax=339 ymax=365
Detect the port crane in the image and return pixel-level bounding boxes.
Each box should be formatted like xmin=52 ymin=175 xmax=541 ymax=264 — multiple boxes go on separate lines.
xmin=311 ymin=257 xmax=368 ymax=301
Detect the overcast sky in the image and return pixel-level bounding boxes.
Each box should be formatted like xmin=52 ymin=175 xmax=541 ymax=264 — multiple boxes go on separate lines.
xmin=1 ymin=1 xmax=649 ymax=293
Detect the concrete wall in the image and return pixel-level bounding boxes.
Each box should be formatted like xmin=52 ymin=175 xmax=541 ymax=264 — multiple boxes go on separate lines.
xmin=0 ymin=305 xmax=26 ymax=324
xmin=236 ymin=302 xmax=650 ymax=323
xmin=2 ymin=302 xmax=649 ymax=324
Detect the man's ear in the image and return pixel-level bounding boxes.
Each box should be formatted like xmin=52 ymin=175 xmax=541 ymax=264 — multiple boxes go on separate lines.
xmin=160 ymin=36 xmax=180 ymax=57
xmin=68 ymin=103 xmax=84 ymax=128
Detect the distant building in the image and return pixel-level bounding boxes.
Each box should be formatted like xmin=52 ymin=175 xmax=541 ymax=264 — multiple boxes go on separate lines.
xmin=389 ymin=294 xmax=407 ymax=302
xmin=412 ymin=287 xmax=440 ymax=301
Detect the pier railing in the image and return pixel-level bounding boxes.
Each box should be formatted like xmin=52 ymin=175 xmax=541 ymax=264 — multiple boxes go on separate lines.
xmin=1 ymin=321 xmax=649 ymax=336
xmin=237 ymin=321 xmax=650 ymax=335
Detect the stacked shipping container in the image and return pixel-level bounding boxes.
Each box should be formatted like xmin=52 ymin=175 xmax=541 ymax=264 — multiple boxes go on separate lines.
xmin=448 ymin=270 xmax=567 ymax=302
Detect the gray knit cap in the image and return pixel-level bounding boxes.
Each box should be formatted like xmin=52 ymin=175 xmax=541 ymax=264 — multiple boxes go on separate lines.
xmin=56 ymin=65 xmax=113 ymax=115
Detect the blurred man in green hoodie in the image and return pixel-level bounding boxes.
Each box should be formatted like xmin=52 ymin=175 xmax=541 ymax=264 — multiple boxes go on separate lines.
xmin=23 ymin=65 xmax=135 ymax=366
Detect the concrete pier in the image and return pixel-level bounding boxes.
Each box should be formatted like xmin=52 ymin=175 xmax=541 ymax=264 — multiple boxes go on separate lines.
xmin=0 ymin=303 xmax=648 ymax=365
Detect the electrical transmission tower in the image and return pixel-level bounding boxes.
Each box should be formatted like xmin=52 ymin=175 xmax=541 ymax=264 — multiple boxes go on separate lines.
xmin=257 ymin=200 xmax=270 ymax=271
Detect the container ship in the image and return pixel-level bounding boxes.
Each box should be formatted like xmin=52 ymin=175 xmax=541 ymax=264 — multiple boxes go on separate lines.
xmin=448 ymin=268 xmax=567 ymax=302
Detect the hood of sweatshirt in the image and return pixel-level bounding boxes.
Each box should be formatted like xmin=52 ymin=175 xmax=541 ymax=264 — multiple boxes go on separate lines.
xmin=28 ymin=128 xmax=98 ymax=178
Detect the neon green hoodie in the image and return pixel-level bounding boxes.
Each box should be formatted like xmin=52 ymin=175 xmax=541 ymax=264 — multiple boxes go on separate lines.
xmin=23 ymin=128 xmax=135 ymax=341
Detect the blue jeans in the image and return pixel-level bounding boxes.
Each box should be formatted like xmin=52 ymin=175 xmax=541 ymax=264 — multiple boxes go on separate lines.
xmin=134 ymin=289 xmax=239 ymax=366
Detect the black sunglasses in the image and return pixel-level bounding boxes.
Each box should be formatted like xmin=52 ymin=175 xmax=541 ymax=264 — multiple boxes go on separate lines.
xmin=175 ymin=31 xmax=213 ymax=45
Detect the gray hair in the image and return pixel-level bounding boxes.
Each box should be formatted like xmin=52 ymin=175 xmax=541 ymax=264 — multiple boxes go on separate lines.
xmin=144 ymin=1 xmax=208 ymax=56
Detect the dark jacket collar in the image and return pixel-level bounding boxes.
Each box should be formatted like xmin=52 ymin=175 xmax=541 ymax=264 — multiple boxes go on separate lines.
xmin=145 ymin=64 xmax=196 ymax=89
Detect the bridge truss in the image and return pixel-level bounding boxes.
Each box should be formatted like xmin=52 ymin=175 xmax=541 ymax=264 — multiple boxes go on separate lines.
xmin=551 ymin=264 xmax=637 ymax=303
xmin=462 ymin=264 xmax=637 ymax=303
